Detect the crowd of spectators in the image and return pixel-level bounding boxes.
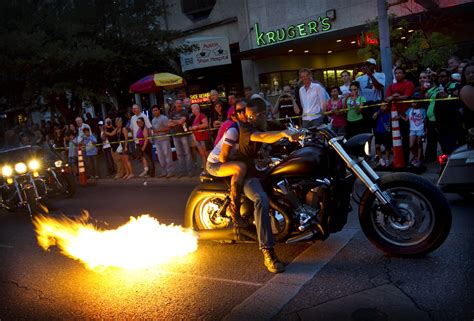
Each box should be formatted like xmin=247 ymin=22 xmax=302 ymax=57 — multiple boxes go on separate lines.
xmin=3 ymin=55 xmax=473 ymax=178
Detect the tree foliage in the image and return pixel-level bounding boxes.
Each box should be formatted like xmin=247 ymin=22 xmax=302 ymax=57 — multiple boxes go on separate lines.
xmin=0 ymin=0 xmax=188 ymax=113
xmin=358 ymin=13 xmax=457 ymax=73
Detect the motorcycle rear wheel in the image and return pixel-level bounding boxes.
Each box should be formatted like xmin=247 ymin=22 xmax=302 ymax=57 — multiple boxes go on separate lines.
xmin=359 ymin=172 xmax=452 ymax=257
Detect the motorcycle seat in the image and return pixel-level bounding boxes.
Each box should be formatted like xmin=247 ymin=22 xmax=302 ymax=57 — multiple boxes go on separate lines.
xmin=199 ymin=172 xmax=229 ymax=184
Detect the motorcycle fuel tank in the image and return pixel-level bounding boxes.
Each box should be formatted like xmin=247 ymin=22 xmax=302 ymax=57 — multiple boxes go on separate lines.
xmin=268 ymin=146 xmax=327 ymax=178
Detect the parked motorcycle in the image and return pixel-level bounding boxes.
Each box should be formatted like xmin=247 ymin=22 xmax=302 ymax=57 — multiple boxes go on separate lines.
xmin=185 ymin=126 xmax=452 ymax=257
xmin=437 ymin=128 xmax=474 ymax=201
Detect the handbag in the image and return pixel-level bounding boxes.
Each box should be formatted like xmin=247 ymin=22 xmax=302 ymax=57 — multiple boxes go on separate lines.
xmin=116 ymin=144 xmax=123 ymax=154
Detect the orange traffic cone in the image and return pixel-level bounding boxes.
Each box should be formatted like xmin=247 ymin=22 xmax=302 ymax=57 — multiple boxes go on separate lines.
xmin=78 ymin=144 xmax=88 ymax=187
xmin=390 ymin=104 xmax=406 ymax=169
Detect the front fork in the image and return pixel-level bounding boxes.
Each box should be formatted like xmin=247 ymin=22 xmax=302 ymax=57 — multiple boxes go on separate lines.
xmin=328 ymin=138 xmax=402 ymax=220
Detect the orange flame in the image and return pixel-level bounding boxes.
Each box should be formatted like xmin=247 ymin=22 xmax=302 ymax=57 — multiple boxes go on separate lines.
xmin=33 ymin=212 xmax=198 ymax=271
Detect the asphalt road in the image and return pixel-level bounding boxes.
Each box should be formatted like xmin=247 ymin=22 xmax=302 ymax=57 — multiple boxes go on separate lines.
xmin=0 ymin=177 xmax=472 ymax=320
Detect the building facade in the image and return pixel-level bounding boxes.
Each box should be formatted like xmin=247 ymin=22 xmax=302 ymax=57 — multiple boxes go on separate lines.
xmin=163 ymin=0 xmax=474 ymax=99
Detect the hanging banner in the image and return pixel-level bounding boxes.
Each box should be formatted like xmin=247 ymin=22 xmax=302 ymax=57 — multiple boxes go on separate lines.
xmin=180 ymin=36 xmax=232 ymax=72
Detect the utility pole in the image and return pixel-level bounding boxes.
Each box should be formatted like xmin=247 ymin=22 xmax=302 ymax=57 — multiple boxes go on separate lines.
xmin=377 ymin=0 xmax=393 ymax=85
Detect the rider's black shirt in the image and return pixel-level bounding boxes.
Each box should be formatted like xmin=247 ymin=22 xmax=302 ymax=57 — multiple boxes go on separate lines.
xmin=238 ymin=121 xmax=262 ymax=177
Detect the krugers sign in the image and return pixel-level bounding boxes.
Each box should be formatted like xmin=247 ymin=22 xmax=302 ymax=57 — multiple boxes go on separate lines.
xmin=180 ymin=36 xmax=232 ymax=72
xmin=254 ymin=14 xmax=334 ymax=47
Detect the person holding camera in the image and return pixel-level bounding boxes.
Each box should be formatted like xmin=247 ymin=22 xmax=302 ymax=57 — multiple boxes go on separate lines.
xmin=273 ymin=85 xmax=301 ymax=124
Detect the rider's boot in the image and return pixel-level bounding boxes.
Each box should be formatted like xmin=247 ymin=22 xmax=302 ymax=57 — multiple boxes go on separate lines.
xmin=227 ymin=183 xmax=248 ymax=228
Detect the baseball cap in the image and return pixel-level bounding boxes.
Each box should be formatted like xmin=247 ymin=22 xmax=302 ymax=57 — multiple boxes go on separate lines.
xmin=366 ymin=58 xmax=377 ymax=65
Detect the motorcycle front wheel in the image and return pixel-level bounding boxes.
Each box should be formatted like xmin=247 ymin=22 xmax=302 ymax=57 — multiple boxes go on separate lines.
xmin=359 ymin=172 xmax=452 ymax=257
xmin=58 ymin=172 xmax=77 ymax=198
xmin=24 ymin=188 xmax=48 ymax=216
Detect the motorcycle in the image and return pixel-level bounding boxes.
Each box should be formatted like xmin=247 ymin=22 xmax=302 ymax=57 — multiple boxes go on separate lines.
xmin=0 ymin=146 xmax=49 ymax=215
xmin=437 ymin=128 xmax=474 ymax=201
xmin=185 ymin=126 xmax=452 ymax=257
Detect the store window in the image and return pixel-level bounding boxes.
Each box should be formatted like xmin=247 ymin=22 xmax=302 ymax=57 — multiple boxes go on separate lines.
xmin=181 ymin=0 xmax=216 ymax=20
xmin=259 ymin=70 xmax=299 ymax=97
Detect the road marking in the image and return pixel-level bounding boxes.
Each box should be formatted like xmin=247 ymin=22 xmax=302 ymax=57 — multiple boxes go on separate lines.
xmin=159 ymin=271 xmax=263 ymax=287
xmin=222 ymin=228 xmax=358 ymax=321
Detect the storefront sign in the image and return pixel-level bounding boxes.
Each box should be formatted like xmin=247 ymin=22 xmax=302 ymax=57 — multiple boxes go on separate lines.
xmin=189 ymin=92 xmax=211 ymax=104
xmin=255 ymin=16 xmax=333 ymax=47
xmin=180 ymin=36 xmax=232 ymax=72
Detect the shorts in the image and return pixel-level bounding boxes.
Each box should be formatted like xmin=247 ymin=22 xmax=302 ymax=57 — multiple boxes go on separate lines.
xmin=206 ymin=161 xmax=222 ymax=176
xmin=410 ymin=129 xmax=425 ymax=137
xmin=68 ymin=156 xmax=78 ymax=165
xmin=374 ymin=133 xmax=392 ymax=147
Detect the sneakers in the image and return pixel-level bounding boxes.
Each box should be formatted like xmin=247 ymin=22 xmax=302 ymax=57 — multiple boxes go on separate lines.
xmin=139 ymin=169 xmax=148 ymax=177
xmin=158 ymin=173 xmax=167 ymax=178
xmin=262 ymin=248 xmax=285 ymax=273
xmin=166 ymin=173 xmax=174 ymax=179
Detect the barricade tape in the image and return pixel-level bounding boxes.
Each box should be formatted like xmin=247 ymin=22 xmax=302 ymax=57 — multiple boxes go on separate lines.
xmin=52 ymin=96 xmax=460 ymax=151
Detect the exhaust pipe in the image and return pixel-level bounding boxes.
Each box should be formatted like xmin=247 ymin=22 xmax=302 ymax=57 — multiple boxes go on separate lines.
xmin=198 ymin=227 xmax=258 ymax=242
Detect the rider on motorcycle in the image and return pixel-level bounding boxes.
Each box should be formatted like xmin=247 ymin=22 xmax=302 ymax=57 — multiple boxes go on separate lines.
xmin=238 ymin=97 xmax=299 ymax=273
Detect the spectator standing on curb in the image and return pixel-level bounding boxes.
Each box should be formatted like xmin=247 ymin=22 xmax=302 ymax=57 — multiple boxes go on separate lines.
xmin=75 ymin=117 xmax=91 ymax=140
xmin=136 ymin=117 xmax=154 ymax=177
xmin=460 ymin=63 xmax=474 ymax=131
xmin=169 ymin=99 xmax=193 ymax=177
xmin=339 ymin=70 xmax=352 ymax=96
xmin=326 ymin=86 xmax=346 ymax=136
xmin=345 ymin=81 xmax=366 ymax=138
xmin=298 ymin=68 xmax=327 ymax=128
xmin=81 ymin=128 xmax=99 ymax=179
xmin=355 ymin=58 xmax=386 ymax=133
xmin=151 ymin=105 xmax=174 ymax=178
xmin=244 ymin=86 xmax=253 ymax=102
xmin=190 ymin=104 xmax=210 ymax=174
xmin=115 ymin=117 xmax=134 ymax=180
xmin=273 ymin=85 xmax=301 ymax=124
xmin=423 ymin=70 xmax=440 ymax=161
xmin=130 ymin=104 xmax=155 ymax=177
xmin=372 ymin=103 xmax=392 ymax=167
xmin=434 ymin=69 xmax=463 ymax=155
xmin=385 ymin=67 xmax=415 ymax=163
xmin=101 ymin=118 xmax=116 ymax=177
xmin=402 ymin=102 xmax=427 ymax=167
xmin=67 ymin=132 xmax=78 ymax=176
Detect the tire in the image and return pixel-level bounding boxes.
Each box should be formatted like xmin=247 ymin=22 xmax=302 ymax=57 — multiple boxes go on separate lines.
xmin=193 ymin=194 xmax=231 ymax=230
xmin=58 ymin=173 xmax=76 ymax=198
xmin=24 ymin=188 xmax=48 ymax=216
xmin=359 ymin=172 xmax=452 ymax=257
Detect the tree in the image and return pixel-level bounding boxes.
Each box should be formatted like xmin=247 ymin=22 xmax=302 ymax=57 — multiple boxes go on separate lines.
xmin=358 ymin=11 xmax=457 ymax=73
xmin=0 ymin=0 xmax=190 ymax=119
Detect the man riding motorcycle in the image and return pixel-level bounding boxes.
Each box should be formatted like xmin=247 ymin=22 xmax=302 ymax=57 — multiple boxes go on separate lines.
xmin=238 ymin=97 xmax=299 ymax=273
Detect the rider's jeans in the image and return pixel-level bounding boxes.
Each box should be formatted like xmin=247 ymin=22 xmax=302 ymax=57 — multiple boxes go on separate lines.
xmin=243 ymin=177 xmax=276 ymax=249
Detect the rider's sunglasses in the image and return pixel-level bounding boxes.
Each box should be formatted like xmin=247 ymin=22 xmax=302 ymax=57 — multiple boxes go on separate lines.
xmin=247 ymin=113 xmax=261 ymax=121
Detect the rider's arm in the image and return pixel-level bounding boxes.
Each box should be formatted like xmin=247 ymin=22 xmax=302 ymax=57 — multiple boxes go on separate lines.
xmin=218 ymin=144 xmax=232 ymax=163
xmin=218 ymin=127 xmax=238 ymax=163
xmin=250 ymin=130 xmax=290 ymax=143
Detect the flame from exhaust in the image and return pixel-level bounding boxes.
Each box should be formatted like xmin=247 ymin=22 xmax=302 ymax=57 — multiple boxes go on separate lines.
xmin=33 ymin=212 xmax=198 ymax=270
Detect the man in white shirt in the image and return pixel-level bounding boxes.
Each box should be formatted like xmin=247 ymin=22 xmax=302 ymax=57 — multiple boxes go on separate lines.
xmin=298 ymin=68 xmax=327 ymax=128
xmin=130 ymin=104 xmax=152 ymax=142
xmin=339 ymin=70 xmax=351 ymax=96
xmin=75 ymin=117 xmax=91 ymax=140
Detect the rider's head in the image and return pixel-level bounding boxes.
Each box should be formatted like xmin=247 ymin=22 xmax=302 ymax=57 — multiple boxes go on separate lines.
xmin=234 ymin=101 xmax=247 ymax=122
xmin=246 ymin=97 xmax=267 ymax=131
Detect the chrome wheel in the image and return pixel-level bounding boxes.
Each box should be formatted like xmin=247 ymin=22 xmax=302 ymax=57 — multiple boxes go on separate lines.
xmin=371 ymin=187 xmax=435 ymax=247
xmin=197 ymin=196 xmax=230 ymax=230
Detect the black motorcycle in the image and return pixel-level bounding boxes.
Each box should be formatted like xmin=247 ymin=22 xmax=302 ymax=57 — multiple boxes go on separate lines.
xmin=0 ymin=146 xmax=48 ymax=215
xmin=185 ymin=127 xmax=452 ymax=257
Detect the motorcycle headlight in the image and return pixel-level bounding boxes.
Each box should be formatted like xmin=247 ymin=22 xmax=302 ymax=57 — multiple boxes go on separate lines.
xmin=54 ymin=160 xmax=63 ymax=168
xmin=28 ymin=159 xmax=40 ymax=171
xmin=15 ymin=162 xmax=27 ymax=174
xmin=364 ymin=141 xmax=371 ymax=156
xmin=2 ymin=165 xmax=13 ymax=177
